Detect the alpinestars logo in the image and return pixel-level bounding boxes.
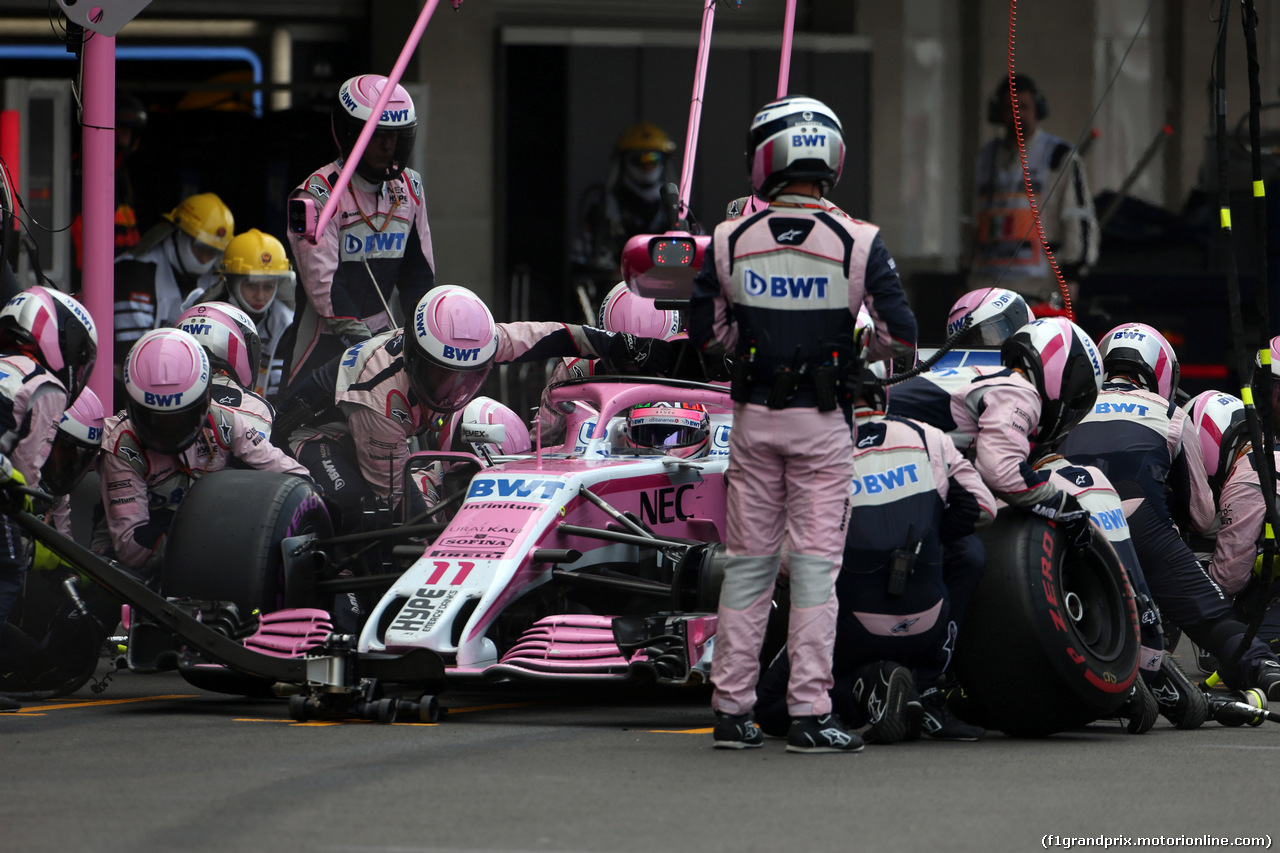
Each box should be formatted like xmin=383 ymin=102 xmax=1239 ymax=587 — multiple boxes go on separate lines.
xmin=776 ymin=228 xmax=803 ymax=242
xmin=1075 ymin=474 xmax=1089 ymax=485
xmin=1151 ymin=682 xmax=1180 ymax=705
xmin=119 ymin=445 xmax=142 ymax=463
xmin=217 ymin=413 xmax=233 ymax=446
xmin=891 ymin=617 xmax=919 ymax=634
xmin=390 ymin=407 xmax=411 ymax=424
xmin=817 ymin=725 xmax=855 ymax=748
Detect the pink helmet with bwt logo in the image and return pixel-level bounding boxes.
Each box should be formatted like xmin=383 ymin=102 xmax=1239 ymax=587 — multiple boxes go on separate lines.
xmin=947 ymin=287 xmax=1032 ymax=347
xmin=1099 ymin=322 xmax=1180 ymax=401
xmin=446 ymin=395 xmax=532 ymax=455
xmin=406 ymin=286 xmax=498 ymax=414
xmin=333 ymin=75 xmax=417 ymax=183
xmin=41 ymin=386 xmax=106 ymax=496
xmin=1001 ymin=317 xmax=1104 ymax=445
xmin=1185 ymin=390 xmax=1249 ymax=492
xmin=123 ymin=328 xmax=211 ymax=455
xmin=598 ymin=282 xmax=683 ymax=341
xmin=0 ymin=286 xmax=98 ymax=400
xmin=177 ymin=301 xmax=261 ymax=390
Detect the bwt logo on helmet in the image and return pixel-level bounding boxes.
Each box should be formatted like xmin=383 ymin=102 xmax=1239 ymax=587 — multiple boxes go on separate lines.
xmin=443 ymin=345 xmax=482 ymax=362
xmin=340 ymin=87 xmax=359 ymax=112
xmin=381 ymin=108 xmax=410 ymax=122
xmin=344 ymin=231 xmax=406 ymax=255
xmin=180 ymin=322 xmax=212 ymax=337
xmin=143 ymin=391 xmax=185 ymax=406
xmin=791 ymin=133 xmax=827 ymax=147
xmin=744 ymin=269 xmax=829 ymax=299
xmin=1112 ymin=330 xmax=1147 ymax=341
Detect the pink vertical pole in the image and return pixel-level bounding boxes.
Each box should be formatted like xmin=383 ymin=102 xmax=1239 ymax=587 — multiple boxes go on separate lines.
xmin=675 ymin=0 xmax=717 ymax=222
xmin=777 ymin=0 xmax=798 ymax=98
xmin=81 ymin=33 xmax=115 ymax=407
xmin=311 ymin=0 xmax=442 ymax=244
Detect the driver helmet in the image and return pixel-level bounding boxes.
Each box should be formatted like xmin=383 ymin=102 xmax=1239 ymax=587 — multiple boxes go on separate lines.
xmin=598 ymin=281 xmax=683 ymax=341
xmin=333 ymin=74 xmax=417 ymax=184
xmin=123 ymin=328 xmax=211 ymax=455
xmin=0 ymin=286 xmax=98 ymax=401
xmin=1099 ymin=322 xmax=1180 ymax=401
xmin=163 ymin=192 xmax=234 ymax=276
xmin=947 ymin=287 xmax=1033 ymax=347
xmin=446 ymin=396 xmax=532 ymax=455
xmin=40 ymin=386 xmax=105 ymax=496
xmin=1001 ymin=317 xmax=1104 ymax=445
xmin=614 ymin=122 xmax=676 ymax=192
xmin=176 ymin=301 xmax=262 ymax=390
xmin=1185 ymin=390 xmax=1249 ymax=493
xmin=219 ymin=228 xmax=293 ymax=319
xmin=746 ymin=95 xmax=845 ymax=199
xmin=623 ymin=401 xmax=710 ymax=459
xmin=405 ymin=286 xmax=498 ymax=414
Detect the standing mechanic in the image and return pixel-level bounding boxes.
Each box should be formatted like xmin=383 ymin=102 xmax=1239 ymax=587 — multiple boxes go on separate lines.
xmin=689 ymin=95 xmax=917 ymax=754
xmin=280 ymin=75 xmax=432 ymax=395
xmin=1059 ymin=325 xmax=1280 ymax=699
xmin=966 ymin=75 xmax=1099 ymax=308
xmin=0 ymin=287 xmax=98 ymax=713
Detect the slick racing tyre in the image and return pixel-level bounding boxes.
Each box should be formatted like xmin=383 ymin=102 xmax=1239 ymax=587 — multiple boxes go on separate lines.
xmin=163 ymin=470 xmax=333 ymax=615
xmin=954 ymin=512 xmax=1141 ymax=737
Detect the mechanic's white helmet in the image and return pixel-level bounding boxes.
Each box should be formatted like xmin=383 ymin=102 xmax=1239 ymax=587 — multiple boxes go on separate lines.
xmin=123 ymin=328 xmax=211 ymax=454
xmin=947 ymin=287 xmax=1033 ymax=347
xmin=176 ymin=301 xmax=261 ymax=390
xmin=598 ymin=281 xmax=682 ymax=341
xmin=746 ymin=95 xmax=844 ymax=199
xmin=1099 ymin=322 xmax=1180 ymax=401
xmin=1185 ymin=390 xmax=1249 ymax=491
xmin=446 ymin=395 xmax=532 ymax=455
xmin=0 ymin=286 xmax=99 ymax=401
xmin=41 ymin=386 xmax=105 ymax=496
xmin=406 ymin=286 xmax=498 ymax=414
xmin=624 ymin=402 xmax=710 ymax=459
xmin=1001 ymin=317 xmax=1104 ymax=445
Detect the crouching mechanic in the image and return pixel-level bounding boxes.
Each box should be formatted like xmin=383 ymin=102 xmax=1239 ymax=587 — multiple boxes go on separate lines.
xmin=887 ymin=317 xmax=1104 ymax=640
xmin=176 ymin=301 xmax=275 ymax=438
xmin=96 ymin=328 xmax=309 ymax=577
xmin=0 ymin=287 xmax=97 ymax=713
xmin=754 ymin=361 xmax=995 ymax=744
xmin=1059 ymin=325 xmax=1280 ymax=699
xmin=276 ymin=284 xmax=673 ymax=528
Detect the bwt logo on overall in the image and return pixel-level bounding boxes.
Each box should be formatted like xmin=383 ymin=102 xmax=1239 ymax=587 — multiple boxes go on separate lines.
xmin=744 ymin=269 xmax=829 ymax=299
xmin=849 ymin=463 xmax=920 ymax=496
xmin=344 ymin=231 xmax=406 ymax=255
xmin=1095 ymin=401 xmax=1149 ymax=416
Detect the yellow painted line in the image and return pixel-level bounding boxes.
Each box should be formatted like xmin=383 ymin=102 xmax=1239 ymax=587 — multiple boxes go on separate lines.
xmin=445 ymin=702 xmax=537 ymax=714
xmin=14 ymin=694 xmax=197 ymax=714
xmin=648 ymin=727 xmax=714 ymax=734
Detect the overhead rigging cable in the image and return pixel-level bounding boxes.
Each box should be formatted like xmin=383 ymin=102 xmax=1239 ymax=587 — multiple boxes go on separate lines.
xmin=1217 ymin=0 xmax=1280 ymax=678
xmin=998 ymin=0 xmax=1154 ymax=319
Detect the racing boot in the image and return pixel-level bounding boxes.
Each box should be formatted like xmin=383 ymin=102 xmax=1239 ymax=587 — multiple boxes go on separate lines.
xmin=1115 ymin=679 xmax=1158 ymax=734
xmin=712 ymin=711 xmax=764 ymax=749
xmin=919 ymin=688 xmax=986 ymax=741
xmin=1256 ymin=659 xmax=1280 ymax=702
xmin=786 ymin=712 xmax=864 ymax=754
xmin=1149 ymin=656 xmax=1208 ymax=730
xmin=849 ymin=661 xmax=914 ymax=745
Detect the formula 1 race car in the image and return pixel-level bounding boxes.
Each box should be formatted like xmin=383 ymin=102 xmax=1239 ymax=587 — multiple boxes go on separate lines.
xmin=13 ymin=371 xmax=1153 ymax=734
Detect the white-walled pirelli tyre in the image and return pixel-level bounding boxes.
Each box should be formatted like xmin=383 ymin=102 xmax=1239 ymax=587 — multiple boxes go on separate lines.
xmin=163 ymin=470 xmax=333 ymax=617
xmin=953 ymin=512 xmax=1141 ymax=737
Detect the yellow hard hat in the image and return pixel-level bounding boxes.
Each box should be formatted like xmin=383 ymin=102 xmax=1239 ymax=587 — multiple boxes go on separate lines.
xmin=221 ymin=228 xmax=291 ymax=276
xmin=164 ymin=192 xmax=234 ymax=251
xmin=615 ymin=122 xmax=676 ymax=155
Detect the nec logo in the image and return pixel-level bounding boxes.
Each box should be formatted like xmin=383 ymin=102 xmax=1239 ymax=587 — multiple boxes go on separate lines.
xmin=849 ymin=463 xmax=919 ymax=496
xmin=143 ymin=391 xmax=185 ymax=407
xmin=743 ymin=270 xmax=829 ymax=299
xmin=467 ymin=477 xmax=566 ymax=501
xmin=792 ymin=134 xmax=827 ymax=147
xmin=179 ymin=322 xmax=212 ymax=337
xmin=344 ymin=231 xmax=406 ymax=255
xmin=1095 ymin=401 xmax=1149 ymax=417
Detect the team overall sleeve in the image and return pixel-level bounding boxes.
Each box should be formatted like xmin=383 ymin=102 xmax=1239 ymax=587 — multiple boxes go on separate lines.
xmin=99 ymin=442 xmax=162 ymax=568
xmin=935 ymin=428 xmax=997 ymax=539
xmin=689 ymin=240 xmax=735 ymax=356
xmin=345 ymin=405 xmax=411 ymax=503
xmin=971 ymin=383 xmax=1057 ymax=506
xmin=286 ymin=179 xmax=368 ymax=333
xmin=1208 ymin=463 xmax=1266 ymax=596
xmin=1168 ymin=407 xmax=1218 ymax=536
xmin=860 ymin=234 xmax=917 ymax=361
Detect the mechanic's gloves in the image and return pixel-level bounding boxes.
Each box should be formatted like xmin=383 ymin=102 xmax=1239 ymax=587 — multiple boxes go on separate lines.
xmin=326 ymin=317 xmax=374 ymax=350
xmin=606 ymin=332 xmax=675 ymax=376
xmin=0 ymin=456 xmax=33 ymax=515
xmin=1027 ymin=490 xmax=1092 ymax=548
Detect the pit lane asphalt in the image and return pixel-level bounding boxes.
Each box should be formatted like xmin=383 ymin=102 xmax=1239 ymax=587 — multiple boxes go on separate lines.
xmin=5 ymin=654 xmax=1277 ymax=853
